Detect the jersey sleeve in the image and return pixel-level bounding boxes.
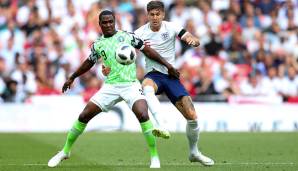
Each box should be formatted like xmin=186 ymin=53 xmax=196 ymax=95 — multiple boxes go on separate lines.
xmin=134 ymin=27 xmax=142 ymax=37
xmin=88 ymin=42 xmax=100 ymax=63
xmin=128 ymin=32 xmax=145 ymax=50
xmin=166 ymin=21 xmax=186 ymax=38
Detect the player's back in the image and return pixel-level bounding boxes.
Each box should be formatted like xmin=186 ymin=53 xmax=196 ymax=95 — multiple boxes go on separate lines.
xmin=135 ymin=21 xmax=181 ymax=74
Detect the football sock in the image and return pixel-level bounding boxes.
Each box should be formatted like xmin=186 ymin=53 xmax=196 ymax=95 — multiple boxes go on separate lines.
xmin=62 ymin=120 xmax=87 ymax=154
xmin=186 ymin=119 xmax=200 ymax=155
xmin=140 ymin=120 xmax=159 ymax=158
xmin=143 ymin=86 xmax=164 ymax=126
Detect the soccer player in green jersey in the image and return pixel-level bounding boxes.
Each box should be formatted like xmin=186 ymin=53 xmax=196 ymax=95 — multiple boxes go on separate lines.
xmin=47 ymin=10 xmax=179 ymax=169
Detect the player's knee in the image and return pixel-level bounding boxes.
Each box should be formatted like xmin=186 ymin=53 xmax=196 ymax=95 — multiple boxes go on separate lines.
xmin=142 ymin=79 xmax=157 ymax=92
xmin=132 ymin=99 xmax=150 ymax=122
xmin=143 ymin=86 xmax=155 ymax=95
xmin=184 ymin=110 xmax=197 ymax=120
xmin=78 ymin=114 xmax=89 ymax=123
xmin=78 ymin=111 xmax=94 ymax=123
xmin=137 ymin=113 xmax=149 ymax=123
xmin=78 ymin=102 xmax=101 ymax=123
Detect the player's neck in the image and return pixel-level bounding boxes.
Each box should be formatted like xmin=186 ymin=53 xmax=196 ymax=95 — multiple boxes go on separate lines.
xmin=150 ymin=24 xmax=161 ymax=32
xmin=103 ymin=31 xmax=117 ymax=38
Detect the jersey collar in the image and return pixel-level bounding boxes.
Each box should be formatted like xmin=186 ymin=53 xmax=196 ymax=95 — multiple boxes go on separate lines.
xmin=103 ymin=31 xmax=118 ymax=38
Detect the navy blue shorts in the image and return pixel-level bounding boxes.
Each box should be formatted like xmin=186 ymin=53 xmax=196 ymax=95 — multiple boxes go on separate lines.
xmin=144 ymin=71 xmax=189 ymax=104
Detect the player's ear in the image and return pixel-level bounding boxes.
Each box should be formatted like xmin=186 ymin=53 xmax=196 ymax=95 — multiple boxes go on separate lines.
xmin=161 ymin=10 xmax=165 ymax=19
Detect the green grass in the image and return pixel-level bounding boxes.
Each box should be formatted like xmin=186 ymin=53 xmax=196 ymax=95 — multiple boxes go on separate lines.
xmin=0 ymin=132 xmax=297 ymax=171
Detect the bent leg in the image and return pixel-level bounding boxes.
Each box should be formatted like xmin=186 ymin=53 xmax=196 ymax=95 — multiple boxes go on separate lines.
xmin=132 ymin=99 xmax=159 ymax=167
xmin=121 ymin=82 xmax=159 ymax=167
xmin=142 ymin=78 xmax=163 ymax=125
xmin=48 ymin=102 xmax=102 ymax=167
xmin=63 ymin=102 xmax=102 ymax=154
xmin=143 ymin=78 xmax=170 ymax=139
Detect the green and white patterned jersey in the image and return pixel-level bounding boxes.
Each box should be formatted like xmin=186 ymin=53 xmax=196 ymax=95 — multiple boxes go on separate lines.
xmin=88 ymin=30 xmax=145 ymax=84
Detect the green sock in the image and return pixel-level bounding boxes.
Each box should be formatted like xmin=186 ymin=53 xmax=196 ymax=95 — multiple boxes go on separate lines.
xmin=140 ymin=120 xmax=158 ymax=158
xmin=62 ymin=120 xmax=87 ymax=154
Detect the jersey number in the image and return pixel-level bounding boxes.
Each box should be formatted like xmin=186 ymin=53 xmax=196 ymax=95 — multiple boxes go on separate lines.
xmin=139 ymin=89 xmax=144 ymax=95
xmin=100 ymin=50 xmax=107 ymax=60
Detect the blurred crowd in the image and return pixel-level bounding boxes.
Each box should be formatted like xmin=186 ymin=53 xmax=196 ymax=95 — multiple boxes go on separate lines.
xmin=0 ymin=0 xmax=298 ymax=103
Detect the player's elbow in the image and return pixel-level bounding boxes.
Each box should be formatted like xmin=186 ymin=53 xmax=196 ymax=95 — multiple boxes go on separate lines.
xmin=142 ymin=46 xmax=154 ymax=59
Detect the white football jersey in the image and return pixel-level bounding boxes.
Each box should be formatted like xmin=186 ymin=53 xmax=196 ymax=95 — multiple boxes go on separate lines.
xmin=134 ymin=21 xmax=185 ymax=74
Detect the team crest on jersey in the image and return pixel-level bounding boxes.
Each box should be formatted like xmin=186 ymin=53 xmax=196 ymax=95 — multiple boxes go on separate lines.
xmin=117 ymin=36 xmax=124 ymax=42
xmin=161 ymin=32 xmax=169 ymax=40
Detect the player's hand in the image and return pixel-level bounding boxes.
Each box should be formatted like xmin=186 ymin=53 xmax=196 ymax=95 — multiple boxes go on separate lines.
xmin=186 ymin=36 xmax=200 ymax=47
xmin=167 ymin=66 xmax=180 ymax=79
xmin=102 ymin=65 xmax=111 ymax=76
xmin=62 ymin=78 xmax=74 ymax=93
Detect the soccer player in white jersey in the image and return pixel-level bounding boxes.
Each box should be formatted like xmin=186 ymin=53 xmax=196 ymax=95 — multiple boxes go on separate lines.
xmin=47 ymin=10 xmax=180 ymax=169
xmin=135 ymin=1 xmax=214 ymax=166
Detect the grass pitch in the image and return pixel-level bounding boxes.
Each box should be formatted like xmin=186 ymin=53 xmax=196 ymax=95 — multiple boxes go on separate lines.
xmin=0 ymin=132 xmax=297 ymax=171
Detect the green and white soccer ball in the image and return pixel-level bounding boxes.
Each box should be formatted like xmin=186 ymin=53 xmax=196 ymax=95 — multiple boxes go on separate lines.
xmin=115 ymin=44 xmax=137 ymax=65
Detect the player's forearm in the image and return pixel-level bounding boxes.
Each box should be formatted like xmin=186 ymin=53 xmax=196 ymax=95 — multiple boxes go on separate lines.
xmin=142 ymin=46 xmax=172 ymax=69
xmin=69 ymin=59 xmax=94 ymax=80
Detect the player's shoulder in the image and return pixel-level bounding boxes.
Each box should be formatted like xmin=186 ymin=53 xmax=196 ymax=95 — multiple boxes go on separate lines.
xmin=92 ymin=36 xmax=104 ymax=50
xmin=93 ymin=35 xmax=104 ymax=43
xmin=163 ymin=21 xmax=184 ymax=35
xmin=134 ymin=23 xmax=150 ymax=35
xmin=162 ymin=21 xmax=173 ymax=25
xmin=117 ymin=30 xmax=134 ymax=38
xmin=162 ymin=21 xmax=176 ymax=30
xmin=117 ymin=30 xmax=126 ymax=34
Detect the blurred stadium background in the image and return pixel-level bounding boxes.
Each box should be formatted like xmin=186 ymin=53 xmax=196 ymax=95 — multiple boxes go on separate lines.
xmin=0 ymin=0 xmax=298 ymax=170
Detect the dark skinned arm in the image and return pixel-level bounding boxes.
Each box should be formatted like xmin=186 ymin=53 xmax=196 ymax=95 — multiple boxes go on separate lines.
xmin=62 ymin=59 xmax=95 ymax=93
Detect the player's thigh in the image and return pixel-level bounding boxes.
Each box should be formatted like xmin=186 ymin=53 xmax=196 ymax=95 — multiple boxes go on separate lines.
xmin=120 ymin=82 xmax=146 ymax=110
xmin=164 ymin=78 xmax=189 ymax=104
xmin=90 ymin=84 xmax=122 ymax=112
xmin=175 ymin=96 xmax=197 ymax=120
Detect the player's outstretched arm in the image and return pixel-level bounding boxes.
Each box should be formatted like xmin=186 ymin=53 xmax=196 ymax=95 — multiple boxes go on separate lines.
xmin=142 ymin=46 xmax=180 ymax=78
xmin=62 ymin=59 xmax=95 ymax=93
xmin=181 ymin=32 xmax=200 ymax=47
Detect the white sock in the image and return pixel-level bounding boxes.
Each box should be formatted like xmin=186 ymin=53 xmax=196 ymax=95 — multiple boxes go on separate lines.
xmin=143 ymin=86 xmax=164 ymax=127
xmin=186 ymin=119 xmax=200 ymax=156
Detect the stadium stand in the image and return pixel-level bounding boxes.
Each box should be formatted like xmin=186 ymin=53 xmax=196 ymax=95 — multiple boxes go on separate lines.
xmin=0 ymin=0 xmax=297 ymax=103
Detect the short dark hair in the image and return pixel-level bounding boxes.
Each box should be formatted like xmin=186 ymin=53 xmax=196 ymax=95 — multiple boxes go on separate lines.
xmin=147 ymin=1 xmax=164 ymax=12
xmin=98 ymin=10 xmax=115 ymax=22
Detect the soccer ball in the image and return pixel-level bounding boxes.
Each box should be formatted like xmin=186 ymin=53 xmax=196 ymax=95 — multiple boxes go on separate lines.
xmin=115 ymin=44 xmax=136 ymax=65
